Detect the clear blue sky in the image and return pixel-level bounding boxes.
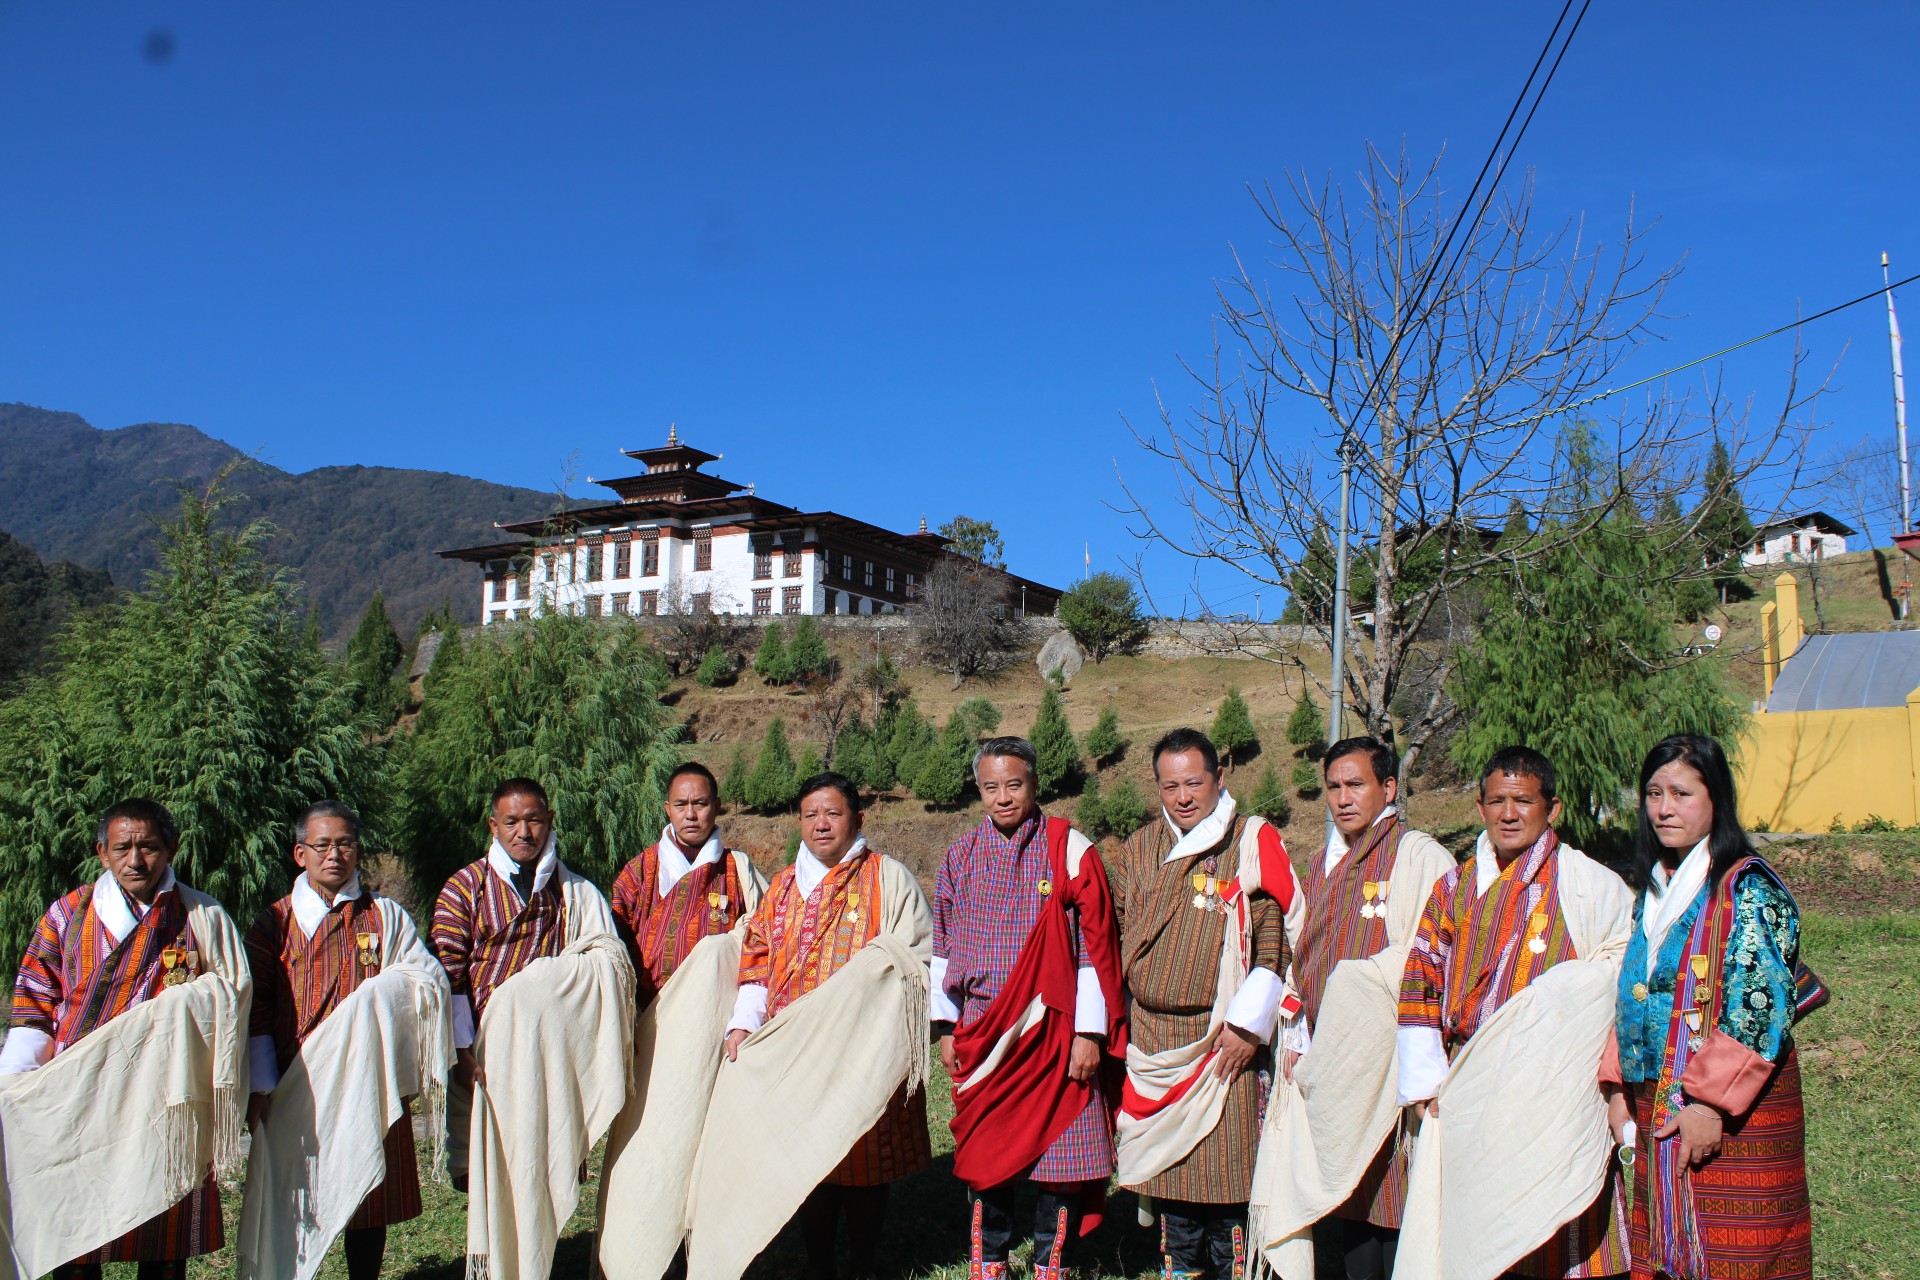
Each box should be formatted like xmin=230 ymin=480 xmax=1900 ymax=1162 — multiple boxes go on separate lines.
xmin=2 ymin=2 xmax=1914 ymax=614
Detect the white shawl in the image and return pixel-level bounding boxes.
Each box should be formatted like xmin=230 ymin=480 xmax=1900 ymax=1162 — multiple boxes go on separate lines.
xmin=596 ymin=851 xmax=764 ymax=1280
xmin=236 ymin=897 xmax=454 ymax=1280
xmin=1116 ymin=813 xmax=1288 ymax=1187
xmin=0 ymin=888 xmax=251 ymax=1280
xmin=466 ymin=873 xmax=637 ymax=1280
xmin=683 ymin=855 xmax=931 ymax=1280
xmin=1247 ymin=828 xmax=1454 ymax=1279
xmin=1393 ymin=846 xmax=1632 ymax=1280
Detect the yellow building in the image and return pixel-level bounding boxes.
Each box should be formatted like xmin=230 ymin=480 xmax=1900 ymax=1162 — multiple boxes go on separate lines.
xmin=1737 ymin=573 xmax=1920 ymax=830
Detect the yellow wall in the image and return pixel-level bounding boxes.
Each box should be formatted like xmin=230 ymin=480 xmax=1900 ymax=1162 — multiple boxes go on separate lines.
xmin=1736 ymin=689 xmax=1920 ymax=831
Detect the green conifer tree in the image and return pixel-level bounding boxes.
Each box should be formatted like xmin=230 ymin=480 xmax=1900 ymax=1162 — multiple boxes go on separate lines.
xmin=344 ymin=589 xmax=406 ymax=721
xmin=1056 ymin=573 xmax=1149 ymax=661
xmin=786 ymin=616 xmax=832 ymax=682
xmin=955 ymin=696 xmax=1003 ymax=739
xmin=695 ymin=644 xmax=731 ymax=687
xmin=0 ymin=473 xmax=384 ymax=976
xmin=744 ymin=717 xmax=800 ymax=812
xmin=1083 ymin=706 xmax=1125 ymax=766
xmin=1291 ymin=758 xmax=1322 ymax=797
xmin=1030 ymin=686 xmax=1081 ymax=799
xmin=754 ymin=621 xmax=792 ymax=685
xmin=1285 ymin=695 xmax=1325 ymax=752
xmin=1246 ymin=764 xmax=1291 ymax=823
xmin=1211 ymin=688 xmax=1258 ymax=770
xmin=1102 ymin=779 xmax=1150 ymax=835
xmin=793 ymin=745 xmax=824 ymax=785
xmin=722 ymin=744 xmax=751 ymax=807
xmin=1075 ymin=775 xmax=1107 ymax=836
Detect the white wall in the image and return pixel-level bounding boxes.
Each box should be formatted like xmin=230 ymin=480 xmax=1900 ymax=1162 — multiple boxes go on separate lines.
xmin=1740 ymin=528 xmax=1848 ymax=568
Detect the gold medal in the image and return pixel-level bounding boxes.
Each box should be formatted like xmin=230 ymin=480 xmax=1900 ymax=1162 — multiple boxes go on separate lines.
xmin=1360 ymin=881 xmax=1379 ymax=919
xmin=160 ymin=945 xmax=187 ymax=987
xmin=1036 ymin=878 xmax=1053 ymax=897
xmin=844 ymin=890 xmax=860 ymax=923
xmin=708 ymin=891 xmax=729 ymax=925
xmin=356 ymin=931 xmax=381 ymax=969
xmin=1525 ymin=910 xmax=1548 ymax=954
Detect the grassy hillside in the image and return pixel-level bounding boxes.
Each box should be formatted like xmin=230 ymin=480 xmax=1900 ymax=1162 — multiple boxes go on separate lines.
xmin=0 ymin=403 xmax=555 ymax=644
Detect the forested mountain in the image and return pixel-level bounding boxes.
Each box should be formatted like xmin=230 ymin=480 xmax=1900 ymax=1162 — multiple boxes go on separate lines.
xmin=0 ymin=403 xmax=555 ymax=644
xmin=0 ymin=529 xmax=116 ymax=691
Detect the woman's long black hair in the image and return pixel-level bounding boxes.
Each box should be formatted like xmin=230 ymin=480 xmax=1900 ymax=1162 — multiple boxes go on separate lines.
xmin=1627 ymin=733 xmax=1755 ymax=892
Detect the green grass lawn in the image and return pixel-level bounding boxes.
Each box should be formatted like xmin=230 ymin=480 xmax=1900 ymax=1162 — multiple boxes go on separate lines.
xmin=148 ymin=908 xmax=1918 ymax=1280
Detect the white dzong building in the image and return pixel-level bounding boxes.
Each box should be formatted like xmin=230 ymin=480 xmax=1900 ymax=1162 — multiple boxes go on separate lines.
xmin=441 ymin=427 xmax=1063 ymax=625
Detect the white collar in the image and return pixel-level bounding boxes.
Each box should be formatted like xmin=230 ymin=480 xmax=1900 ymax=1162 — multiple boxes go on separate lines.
xmin=795 ymin=836 xmax=868 ymax=898
xmin=1162 ymin=792 xmax=1238 ymax=863
xmin=1324 ymin=804 xmax=1397 ymax=875
xmin=657 ymin=826 xmax=725 ymax=897
xmin=1472 ymin=831 xmax=1504 ymax=897
xmin=93 ymin=866 xmax=178 ymax=946
xmin=488 ymin=834 xmax=560 ymax=899
xmin=290 ymin=870 xmax=364 ymax=939
xmin=1643 ymin=837 xmax=1712 ymax=979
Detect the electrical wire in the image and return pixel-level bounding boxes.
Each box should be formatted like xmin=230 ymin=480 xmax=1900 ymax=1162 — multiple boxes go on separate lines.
xmin=1343 ymin=0 xmax=1595 ymax=443
xmin=1502 ymin=271 xmax=1920 ymax=431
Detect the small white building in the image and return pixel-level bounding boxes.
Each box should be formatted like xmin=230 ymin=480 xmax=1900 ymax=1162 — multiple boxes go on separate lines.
xmin=1740 ymin=510 xmax=1857 ymax=568
xmin=441 ymin=427 xmax=1063 ymax=625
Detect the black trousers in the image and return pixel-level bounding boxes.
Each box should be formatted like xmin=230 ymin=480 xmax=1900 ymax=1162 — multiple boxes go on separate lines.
xmin=1312 ymin=1216 xmax=1397 ymax=1280
xmin=1158 ymin=1200 xmax=1246 ymax=1280
xmin=800 ymin=1183 xmax=891 ymax=1280
xmin=968 ymin=1182 xmax=1086 ymax=1274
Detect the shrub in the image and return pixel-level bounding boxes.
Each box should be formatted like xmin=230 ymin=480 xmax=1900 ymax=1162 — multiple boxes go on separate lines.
xmin=695 ymin=644 xmax=732 ymax=687
xmin=744 ymin=718 xmax=800 ymax=812
xmin=1075 ymin=776 xmax=1106 ymax=834
xmin=1245 ymin=764 xmax=1291 ymax=824
xmin=1211 ymin=688 xmax=1258 ymax=769
xmin=1030 ymin=686 xmax=1081 ymax=800
xmin=1291 ymin=757 xmax=1322 ymax=798
xmin=753 ymin=622 xmax=792 ymax=684
xmin=721 ymin=744 xmax=751 ymax=807
xmin=1285 ymin=695 xmax=1325 ymax=751
xmin=954 ymin=696 xmax=1003 ymax=739
xmin=911 ymin=738 xmax=970 ymax=806
xmin=1101 ymin=779 xmax=1151 ymax=835
xmin=786 ymin=616 xmax=833 ymax=682
xmin=1083 ymin=706 xmax=1125 ymax=766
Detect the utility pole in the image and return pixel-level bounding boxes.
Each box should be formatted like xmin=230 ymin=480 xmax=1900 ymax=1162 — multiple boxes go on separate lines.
xmin=1886 ymin=252 xmax=1911 ymax=618
xmin=1325 ymin=435 xmax=1356 ymax=847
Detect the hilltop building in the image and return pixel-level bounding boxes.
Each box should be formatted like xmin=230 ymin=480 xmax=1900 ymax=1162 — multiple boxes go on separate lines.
xmin=440 ymin=427 xmax=1064 ymax=624
xmin=1740 ymin=510 xmax=1854 ymax=567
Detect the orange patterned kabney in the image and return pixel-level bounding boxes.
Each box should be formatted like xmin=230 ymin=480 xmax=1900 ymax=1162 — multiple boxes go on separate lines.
xmin=10 ymin=883 xmax=223 ymax=1263
xmin=1398 ymin=833 xmax=1627 ymax=1280
xmin=737 ymin=847 xmax=931 ymax=1186
xmin=246 ymin=893 xmax=422 ymax=1230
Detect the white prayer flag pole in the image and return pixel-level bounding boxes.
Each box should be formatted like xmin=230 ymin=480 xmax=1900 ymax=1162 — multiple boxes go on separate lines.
xmin=1886 ymin=252 xmax=1910 ymax=617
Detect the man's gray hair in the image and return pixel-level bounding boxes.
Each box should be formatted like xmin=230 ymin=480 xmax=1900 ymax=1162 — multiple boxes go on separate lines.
xmin=972 ymin=735 xmax=1038 ymax=781
xmin=295 ymin=800 xmax=362 ymax=845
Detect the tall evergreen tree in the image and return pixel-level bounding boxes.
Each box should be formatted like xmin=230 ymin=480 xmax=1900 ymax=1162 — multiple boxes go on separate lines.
xmin=394 ymin=607 xmax=681 ymax=898
xmin=1449 ymin=507 xmax=1744 ymax=850
xmin=0 ymin=475 xmax=383 ymax=977
xmin=1285 ymin=695 xmax=1325 ymax=751
xmin=1693 ymin=439 xmax=1757 ymax=604
xmin=744 ymin=717 xmax=800 ymax=812
xmin=343 ymin=589 xmax=406 ymax=722
xmin=1083 ymin=706 xmax=1125 ymax=766
xmin=1030 ymin=686 xmax=1081 ymax=799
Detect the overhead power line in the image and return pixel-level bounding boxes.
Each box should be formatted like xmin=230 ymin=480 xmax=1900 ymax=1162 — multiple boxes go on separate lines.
xmin=1505 ymin=270 xmax=1920 ymax=431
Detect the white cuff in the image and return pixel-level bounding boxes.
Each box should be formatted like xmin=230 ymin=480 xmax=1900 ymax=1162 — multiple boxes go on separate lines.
xmin=727 ymin=983 xmax=769 ymax=1035
xmin=0 ymin=1026 xmax=54 ymax=1075
xmin=1396 ymin=1026 xmax=1449 ymax=1105
xmin=1224 ymin=966 xmax=1285 ymax=1044
xmin=452 ymin=995 xmax=475 ymax=1050
xmin=1280 ymin=1012 xmax=1312 ymax=1057
xmin=1074 ymin=965 xmax=1108 ymax=1035
xmin=248 ymin=1035 xmax=281 ymax=1093
xmin=929 ymin=956 xmax=961 ymax=1024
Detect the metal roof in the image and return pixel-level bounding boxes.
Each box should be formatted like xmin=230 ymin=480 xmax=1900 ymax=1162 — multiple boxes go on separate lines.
xmin=1766 ymin=631 xmax=1920 ymax=712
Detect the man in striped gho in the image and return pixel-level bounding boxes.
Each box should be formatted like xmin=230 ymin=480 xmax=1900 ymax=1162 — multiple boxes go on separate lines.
xmin=1393 ymin=747 xmax=1632 ymax=1280
xmin=239 ymin=800 xmax=452 ymax=1280
xmin=609 ymin=761 xmax=765 ymax=1012
xmin=1249 ymin=736 xmax=1452 ymax=1280
xmin=0 ymin=798 xmax=251 ymax=1280
xmin=934 ymin=737 xmax=1126 ymax=1280
xmin=1109 ymin=729 xmax=1302 ymax=1280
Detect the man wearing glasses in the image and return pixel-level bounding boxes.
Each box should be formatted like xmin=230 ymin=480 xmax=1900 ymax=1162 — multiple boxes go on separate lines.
xmin=237 ymin=801 xmax=453 ymax=1280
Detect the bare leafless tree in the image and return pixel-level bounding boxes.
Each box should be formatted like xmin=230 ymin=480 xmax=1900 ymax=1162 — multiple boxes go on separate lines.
xmin=911 ymin=558 xmax=1020 ymax=689
xmin=1118 ymin=144 xmax=1822 ymax=781
xmin=1822 ymin=435 xmax=1902 ymax=550
xmin=801 ymin=671 xmax=860 ymax=766
xmin=848 ymin=628 xmax=906 ymax=720
xmin=655 ymin=582 xmax=745 ymax=676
